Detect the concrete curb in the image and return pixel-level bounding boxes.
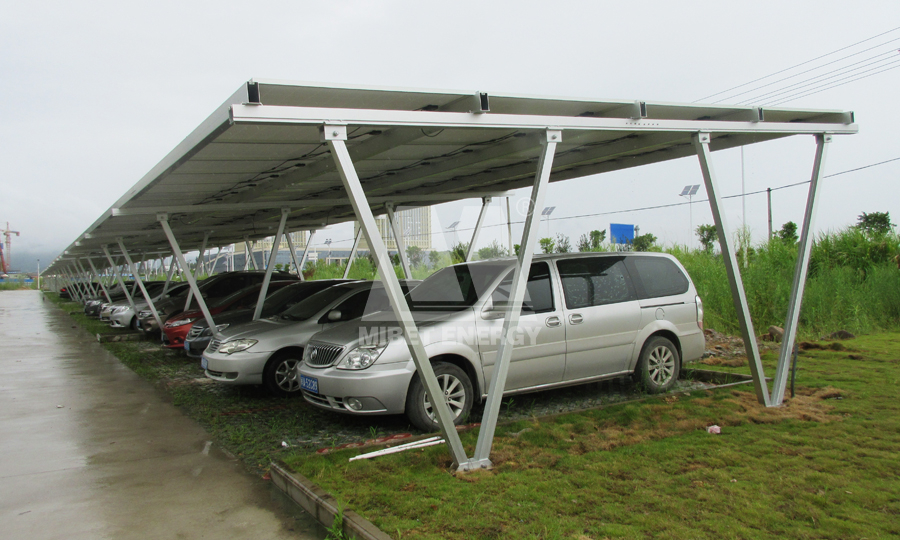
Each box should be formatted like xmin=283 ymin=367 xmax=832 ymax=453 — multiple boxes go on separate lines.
xmin=269 ymin=461 xmax=392 ymax=540
xmin=96 ymin=332 xmax=146 ymax=343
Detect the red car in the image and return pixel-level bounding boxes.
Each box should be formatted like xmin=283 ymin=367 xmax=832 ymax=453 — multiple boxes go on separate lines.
xmin=161 ymin=281 xmax=295 ymax=349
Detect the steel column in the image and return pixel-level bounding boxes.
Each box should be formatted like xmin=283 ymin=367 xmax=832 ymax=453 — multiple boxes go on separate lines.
xmin=694 ymin=133 xmax=770 ymax=406
xmin=243 ymin=238 xmax=253 ymax=270
xmin=323 ymin=124 xmax=469 ymax=469
xmin=118 ymin=238 xmax=164 ymax=332
xmin=63 ymin=267 xmax=85 ymax=303
xmin=343 ymin=228 xmax=363 ymax=279
xmin=70 ymin=263 xmax=90 ymax=302
xmin=296 ymin=231 xmax=316 ymax=281
xmin=85 ymin=257 xmax=112 ymax=303
xmin=103 ymin=245 xmax=138 ymax=317
xmin=158 ymin=216 xmax=220 ymax=339
xmin=184 ymin=233 xmax=209 ymax=312
xmin=254 ymin=209 xmax=289 ymax=320
xmin=385 ymin=204 xmax=412 ymax=279
xmin=466 ymin=197 xmax=492 ymax=262
xmin=285 ymin=232 xmax=300 ymax=276
xmin=771 ymin=134 xmax=831 ymax=405
xmin=160 ymin=254 xmax=178 ymax=297
xmin=472 ymin=130 xmax=560 ymax=466
xmin=74 ymin=259 xmax=94 ymax=300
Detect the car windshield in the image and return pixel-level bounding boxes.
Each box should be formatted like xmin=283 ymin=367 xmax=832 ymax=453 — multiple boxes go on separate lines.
xmin=406 ymin=263 xmax=508 ymax=312
xmin=279 ymin=285 xmax=355 ymax=321
xmin=209 ymin=285 xmax=258 ymax=309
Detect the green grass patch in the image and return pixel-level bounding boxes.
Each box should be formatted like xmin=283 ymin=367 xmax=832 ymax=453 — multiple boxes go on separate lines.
xmin=284 ymin=332 xmax=900 ymax=539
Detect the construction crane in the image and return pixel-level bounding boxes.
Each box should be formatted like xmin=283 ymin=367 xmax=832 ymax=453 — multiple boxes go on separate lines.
xmin=2 ymin=222 xmax=20 ymax=273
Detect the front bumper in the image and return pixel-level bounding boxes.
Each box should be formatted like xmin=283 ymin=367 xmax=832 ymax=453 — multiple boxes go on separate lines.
xmin=162 ymin=324 xmax=192 ymax=348
xmin=201 ymin=350 xmax=272 ymax=385
xmin=298 ymin=360 xmax=416 ymax=416
xmin=184 ymin=336 xmax=211 ymax=358
xmin=109 ymin=310 xmax=134 ymax=328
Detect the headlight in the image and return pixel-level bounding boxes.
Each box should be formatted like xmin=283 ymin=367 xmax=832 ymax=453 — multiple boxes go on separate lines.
xmin=113 ymin=306 xmax=129 ymax=314
xmin=335 ymin=344 xmax=387 ymax=370
xmin=217 ymin=339 xmax=257 ymax=355
xmin=204 ymin=324 xmax=228 ymax=337
xmin=168 ymin=318 xmax=197 ymax=328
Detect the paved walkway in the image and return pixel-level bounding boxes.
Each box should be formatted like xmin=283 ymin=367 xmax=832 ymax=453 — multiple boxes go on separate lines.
xmin=0 ymin=291 xmax=324 ymax=540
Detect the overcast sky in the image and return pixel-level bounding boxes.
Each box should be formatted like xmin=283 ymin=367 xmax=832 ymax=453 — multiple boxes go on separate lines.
xmin=2 ymin=1 xmax=899 ymax=273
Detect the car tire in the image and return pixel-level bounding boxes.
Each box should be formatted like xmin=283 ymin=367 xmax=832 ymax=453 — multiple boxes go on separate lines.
xmin=635 ymin=336 xmax=680 ymax=393
xmin=263 ymin=353 xmax=303 ymax=397
xmin=130 ymin=316 xmax=140 ymax=332
xmin=405 ymin=362 xmax=473 ymax=432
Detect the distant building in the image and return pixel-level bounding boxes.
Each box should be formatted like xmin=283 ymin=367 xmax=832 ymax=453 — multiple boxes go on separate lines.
xmin=355 ymin=207 xmax=432 ymax=251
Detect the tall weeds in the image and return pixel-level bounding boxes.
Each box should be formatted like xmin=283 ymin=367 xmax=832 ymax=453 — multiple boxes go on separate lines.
xmin=673 ymin=228 xmax=900 ymax=338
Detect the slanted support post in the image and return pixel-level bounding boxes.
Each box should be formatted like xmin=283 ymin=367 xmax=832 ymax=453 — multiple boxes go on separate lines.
xmin=184 ymin=232 xmax=209 ymax=312
xmin=466 ymin=197 xmax=492 ymax=262
xmin=63 ymin=267 xmax=85 ymax=303
xmin=285 ymin=232 xmax=300 ymax=277
xmin=74 ymin=259 xmax=94 ymax=300
xmin=118 ymin=238 xmax=164 ymax=332
xmin=158 ymin=215 xmax=220 ymax=339
xmin=472 ymin=129 xmax=561 ymax=467
xmin=253 ymin=208 xmax=289 ymax=320
xmin=242 ymin=237 xmax=252 ymax=270
xmin=343 ymin=228 xmax=363 ymax=279
xmin=771 ymin=134 xmax=831 ymax=405
xmin=103 ymin=245 xmax=138 ymax=317
xmin=386 ymin=203 xmax=412 ymax=279
xmin=694 ymin=133 xmax=770 ymax=406
xmin=322 ymin=124 xmax=469 ymax=469
xmin=296 ymin=231 xmax=316 ymax=281
xmin=85 ymin=257 xmax=112 ymax=303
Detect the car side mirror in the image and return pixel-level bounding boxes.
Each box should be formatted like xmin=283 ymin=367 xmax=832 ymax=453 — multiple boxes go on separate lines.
xmin=481 ymin=300 xmax=505 ymax=320
xmin=327 ymin=309 xmax=342 ymax=322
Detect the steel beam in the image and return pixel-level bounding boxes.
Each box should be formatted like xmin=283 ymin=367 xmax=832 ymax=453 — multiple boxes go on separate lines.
xmin=232 ymin=104 xmax=857 ymax=135
xmin=74 ymin=259 xmax=94 ymax=301
xmin=694 ymin=133 xmax=770 ymax=406
xmin=385 ymin=204 xmax=412 ymax=279
xmin=323 ymin=124 xmax=470 ymax=469
xmin=771 ymin=134 xmax=831 ymax=405
xmin=254 ymin=209 xmax=289 ymax=320
xmin=343 ymin=228 xmax=363 ymax=279
xmin=103 ymin=245 xmax=138 ymax=317
xmin=159 ymin=216 xmax=220 ymax=339
xmin=466 ymin=197 xmax=492 ymax=262
xmin=472 ymin=130 xmax=560 ymax=467
xmin=118 ymin=238 xmax=164 ymax=332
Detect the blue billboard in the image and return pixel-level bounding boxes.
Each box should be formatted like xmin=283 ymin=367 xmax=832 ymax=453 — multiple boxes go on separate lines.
xmin=610 ymin=223 xmax=635 ymax=245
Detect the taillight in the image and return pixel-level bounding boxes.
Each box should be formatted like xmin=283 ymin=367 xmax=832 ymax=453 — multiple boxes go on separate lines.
xmin=696 ymin=295 xmax=704 ymax=330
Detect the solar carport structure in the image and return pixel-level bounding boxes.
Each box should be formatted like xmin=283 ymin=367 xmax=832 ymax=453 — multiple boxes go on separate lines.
xmin=44 ymin=79 xmax=857 ymax=471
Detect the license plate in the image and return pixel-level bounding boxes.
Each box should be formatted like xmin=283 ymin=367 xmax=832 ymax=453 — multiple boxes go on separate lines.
xmin=201 ymin=357 xmax=208 ymax=370
xmin=184 ymin=341 xmax=190 ymax=352
xmin=300 ymin=375 xmax=318 ymax=394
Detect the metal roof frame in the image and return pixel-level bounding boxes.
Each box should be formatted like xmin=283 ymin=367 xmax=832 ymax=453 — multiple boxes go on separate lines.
xmin=44 ymin=79 xmax=857 ymax=471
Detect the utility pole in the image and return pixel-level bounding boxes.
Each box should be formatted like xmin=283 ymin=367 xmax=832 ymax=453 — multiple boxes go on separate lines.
xmin=767 ymin=187 xmax=773 ymax=241
xmin=741 ymin=148 xmax=748 ymax=268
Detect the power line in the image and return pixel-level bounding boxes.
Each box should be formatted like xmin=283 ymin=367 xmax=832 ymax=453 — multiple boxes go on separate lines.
xmin=304 ymin=156 xmax=900 ymax=248
xmin=766 ymin=62 xmax=900 ymax=106
xmin=694 ymin=26 xmax=900 ymax=102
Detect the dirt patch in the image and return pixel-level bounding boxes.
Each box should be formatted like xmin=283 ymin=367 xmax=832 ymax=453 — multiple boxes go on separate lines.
xmin=799 ymin=341 xmax=847 ymax=351
xmin=700 ymin=356 xmax=747 ymax=367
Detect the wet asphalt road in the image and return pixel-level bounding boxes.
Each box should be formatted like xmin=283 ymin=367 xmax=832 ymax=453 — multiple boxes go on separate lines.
xmin=0 ymin=291 xmax=324 ymax=540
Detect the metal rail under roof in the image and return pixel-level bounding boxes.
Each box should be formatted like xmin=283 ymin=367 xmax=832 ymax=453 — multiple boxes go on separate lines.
xmin=47 ymin=78 xmax=856 ymax=271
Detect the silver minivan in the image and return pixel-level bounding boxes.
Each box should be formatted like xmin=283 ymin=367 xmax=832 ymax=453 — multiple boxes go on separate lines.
xmin=298 ymin=252 xmax=705 ymax=431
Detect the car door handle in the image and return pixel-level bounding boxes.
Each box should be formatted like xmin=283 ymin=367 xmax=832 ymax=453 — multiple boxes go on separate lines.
xmin=569 ymin=313 xmax=584 ymax=325
xmin=545 ymin=316 xmax=561 ymax=327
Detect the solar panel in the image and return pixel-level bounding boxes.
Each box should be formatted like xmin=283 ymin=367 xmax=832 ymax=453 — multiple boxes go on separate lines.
xmin=45 ymin=79 xmax=857 ymax=272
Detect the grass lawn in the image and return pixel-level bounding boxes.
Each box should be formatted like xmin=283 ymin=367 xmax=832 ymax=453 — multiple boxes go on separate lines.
xmin=284 ymin=333 xmax=900 ymax=540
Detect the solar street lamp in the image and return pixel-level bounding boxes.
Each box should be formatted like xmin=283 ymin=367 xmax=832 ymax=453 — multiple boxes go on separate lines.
xmin=680 ymin=185 xmax=700 ymax=248
xmin=541 ymin=206 xmax=555 ymax=237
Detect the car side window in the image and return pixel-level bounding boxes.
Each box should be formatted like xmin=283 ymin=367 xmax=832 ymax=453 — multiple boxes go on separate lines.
xmin=331 ymin=290 xmax=372 ymax=321
xmin=557 ymin=257 xmax=636 ymax=309
xmin=627 ymin=256 xmax=689 ymax=299
xmin=490 ymin=262 xmax=554 ymax=314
